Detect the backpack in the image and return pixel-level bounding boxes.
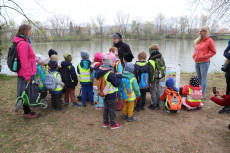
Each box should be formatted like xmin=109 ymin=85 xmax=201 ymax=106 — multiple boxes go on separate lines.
xmin=155 ymin=57 xmax=166 ymax=79
xmin=138 ymin=73 xmax=149 ymax=89
xmin=58 ymin=66 xmax=72 ymax=87
xmin=93 ymin=71 xmax=112 ymax=97
xmin=114 ymin=60 xmax=121 ymax=73
xmin=189 ymin=88 xmax=202 ymax=100
xmin=45 ymin=72 xmax=57 ymax=90
xmin=165 ymin=89 xmax=182 ymax=111
xmin=7 ymin=40 xmax=29 ymax=72
xmin=120 ymin=78 xmax=133 ymax=102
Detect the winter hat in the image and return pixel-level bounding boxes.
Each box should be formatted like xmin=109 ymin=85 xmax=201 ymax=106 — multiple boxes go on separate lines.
xmin=63 ymin=53 xmax=72 ymax=62
xmin=190 ymin=76 xmax=200 ymax=87
xmin=112 ymin=33 xmax=122 ymax=39
xmin=48 ymin=60 xmax=58 ymax=69
xmin=35 ymin=54 xmax=45 ymax=65
xmin=124 ymin=62 xmax=134 ymax=73
xmin=81 ymin=50 xmax=89 ymax=60
xmin=48 ymin=49 xmax=58 ymax=58
xmin=138 ymin=51 xmax=147 ymax=60
xmin=166 ymin=77 xmax=179 ymax=92
xmin=124 ymin=53 xmax=134 ymax=62
xmin=149 ymin=44 xmax=159 ymax=54
xmin=102 ymin=52 xmax=116 ymax=66
xmin=94 ymin=52 xmax=102 ymax=62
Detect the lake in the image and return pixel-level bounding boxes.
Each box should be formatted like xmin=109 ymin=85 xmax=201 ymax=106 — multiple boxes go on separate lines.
xmin=0 ymin=39 xmax=226 ymax=75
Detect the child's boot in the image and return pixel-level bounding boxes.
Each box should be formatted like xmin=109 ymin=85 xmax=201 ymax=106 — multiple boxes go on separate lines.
xmin=122 ymin=115 xmax=128 ymax=120
xmin=127 ymin=116 xmax=137 ymax=122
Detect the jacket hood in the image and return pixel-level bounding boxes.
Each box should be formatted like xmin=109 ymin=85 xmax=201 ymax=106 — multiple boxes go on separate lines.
xmin=95 ymin=66 xmax=113 ymax=79
xmin=13 ymin=37 xmax=29 ymax=43
xmin=80 ymin=59 xmax=91 ymax=69
xmin=61 ymin=61 xmax=72 ymax=67
xmin=122 ymin=71 xmax=135 ymax=80
xmin=149 ymin=50 xmax=162 ymax=61
xmin=188 ymin=84 xmax=201 ymax=90
xmin=135 ymin=61 xmax=148 ymax=72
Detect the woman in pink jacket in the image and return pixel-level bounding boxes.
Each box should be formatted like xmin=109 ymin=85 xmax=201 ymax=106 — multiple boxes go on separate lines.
xmin=193 ymin=26 xmax=216 ymax=96
xmin=15 ymin=24 xmax=38 ymax=119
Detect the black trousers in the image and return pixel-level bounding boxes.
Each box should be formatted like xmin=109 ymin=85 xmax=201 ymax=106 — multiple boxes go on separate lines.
xmin=226 ymin=77 xmax=230 ymax=95
xmin=51 ymin=93 xmax=63 ymax=110
xmin=135 ymin=89 xmax=147 ymax=109
xmin=103 ymin=99 xmax=117 ymax=126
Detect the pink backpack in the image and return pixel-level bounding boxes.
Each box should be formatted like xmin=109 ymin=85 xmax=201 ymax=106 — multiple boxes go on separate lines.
xmin=190 ymin=88 xmax=202 ymax=100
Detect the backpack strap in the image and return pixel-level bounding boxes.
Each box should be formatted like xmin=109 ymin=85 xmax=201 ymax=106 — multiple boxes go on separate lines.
xmin=16 ymin=40 xmax=30 ymax=52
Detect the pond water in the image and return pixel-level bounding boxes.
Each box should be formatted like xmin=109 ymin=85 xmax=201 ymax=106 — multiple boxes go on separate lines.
xmin=0 ymin=39 xmax=226 ymax=75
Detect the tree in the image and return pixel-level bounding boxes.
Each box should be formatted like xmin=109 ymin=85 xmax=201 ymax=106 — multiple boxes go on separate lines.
xmin=114 ymin=11 xmax=130 ymax=38
xmin=154 ymin=13 xmax=165 ymax=34
xmin=131 ymin=18 xmax=141 ymax=39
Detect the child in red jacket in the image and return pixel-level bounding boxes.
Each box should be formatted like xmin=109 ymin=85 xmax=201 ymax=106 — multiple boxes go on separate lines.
xmin=211 ymin=90 xmax=230 ymax=114
xmin=182 ymin=76 xmax=203 ymax=110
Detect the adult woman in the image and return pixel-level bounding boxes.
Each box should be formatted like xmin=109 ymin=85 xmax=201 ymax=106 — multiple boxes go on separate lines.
xmin=113 ymin=33 xmax=134 ymax=65
xmin=14 ymin=24 xmax=38 ymax=118
xmin=193 ymin=26 xmax=216 ymax=95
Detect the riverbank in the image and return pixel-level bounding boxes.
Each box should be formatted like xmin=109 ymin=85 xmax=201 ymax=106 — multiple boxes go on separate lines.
xmin=0 ymin=73 xmax=230 ymax=152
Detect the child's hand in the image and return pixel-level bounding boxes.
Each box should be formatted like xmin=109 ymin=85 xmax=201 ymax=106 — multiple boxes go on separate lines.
xmin=149 ymin=83 xmax=152 ymax=87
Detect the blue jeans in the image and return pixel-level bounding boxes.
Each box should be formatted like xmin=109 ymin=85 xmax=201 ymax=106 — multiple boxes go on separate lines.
xmin=93 ymin=89 xmax=104 ymax=108
xmin=81 ymin=84 xmax=94 ymax=107
xmin=195 ymin=62 xmax=210 ymax=94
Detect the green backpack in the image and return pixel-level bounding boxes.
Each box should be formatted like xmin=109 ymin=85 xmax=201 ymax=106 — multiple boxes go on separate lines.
xmin=155 ymin=57 xmax=166 ymax=79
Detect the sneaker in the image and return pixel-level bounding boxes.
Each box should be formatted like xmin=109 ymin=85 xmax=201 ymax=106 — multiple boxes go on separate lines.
xmin=103 ymin=122 xmax=110 ymax=128
xmin=123 ymin=115 xmax=128 ymax=120
xmin=65 ymin=102 xmax=69 ymax=105
xmin=72 ymin=102 xmax=81 ymax=107
xmin=134 ymin=107 xmax=140 ymax=112
xmin=218 ymin=106 xmax=230 ymax=114
xmin=149 ymin=105 xmax=160 ymax=110
xmin=148 ymin=104 xmax=154 ymax=110
xmin=165 ymin=109 xmax=170 ymax=113
xmin=24 ymin=112 xmax=38 ymax=119
xmin=95 ymin=107 xmax=99 ymax=110
xmin=176 ymin=110 xmax=180 ymax=113
xmin=128 ymin=116 xmax=137 ymax=122
xmin=140 ymin=107 xmax=145 ymax=110
xmin=111 ymin=123 xmax=121 ymax=130
xmin=98 ymin=107 xmax=104 ymax=110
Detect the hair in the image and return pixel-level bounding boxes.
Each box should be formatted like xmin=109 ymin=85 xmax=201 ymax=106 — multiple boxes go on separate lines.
xmin=50 ymin=54 xmax=58 ymax=62
xmin=138 ymin=51 xmax=147 ymax=60
xmin=16 ymin=24 xmax=32 ymax=40
xmin=150 ymin=44 xmax=159 ymax=50
xmin=194 ymin=26 xmax=209 ymax=45
xmin=109 ymin=47 xmax=118 ymax=53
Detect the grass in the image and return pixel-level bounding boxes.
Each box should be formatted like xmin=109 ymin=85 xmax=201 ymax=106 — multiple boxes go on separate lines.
xmin=0 ymin=73 xmax=230 ymax=153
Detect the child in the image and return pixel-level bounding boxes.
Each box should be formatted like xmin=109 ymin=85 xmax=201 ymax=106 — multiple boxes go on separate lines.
xmin=90 ymin=52 xmax=103 ymax=110
xmin=109 ymin=47 xmax=123 ymax=111
xmin=160 ymin=77 xmax=181 ymax=113
xmin=77 ymin=50 xmax=94 ymax=107
xmin=121 ymin=62 xmax=141 ymax=122
xmin=182 ymin=76 xmax=203 ymax=110
xmin=148 ymin=44 xmax=166 ymax=110
xmin=95 ymin=52 xmax=122 ymax=129
xmin=48 ymin=49 xmax=58 ymax=58
xmin=48 ymin=60 xmax=65 ymax=111
xmin=134 ymin=51 xmax=149 ymax=111
xmin=35 ymin=54 xmax=47 ymax=100
xmin=61 ymin=53 xmax=81 ymax=107
xmin=123 ymin=52 xmax=134 ymax=64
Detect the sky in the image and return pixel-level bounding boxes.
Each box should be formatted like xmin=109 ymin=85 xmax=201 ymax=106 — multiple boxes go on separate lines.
xmin=3 ymin=0 xmax=198 ymax=25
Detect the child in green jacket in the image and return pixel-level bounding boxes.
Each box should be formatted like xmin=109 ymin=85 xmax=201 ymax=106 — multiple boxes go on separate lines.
xmin=120 ymin=62 xmax=141 ymax=122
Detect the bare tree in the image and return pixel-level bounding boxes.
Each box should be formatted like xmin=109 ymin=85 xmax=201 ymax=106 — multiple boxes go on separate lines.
xmin=154 ymin=13 xmax=165 ymax=34
xmin=131 ymin=17 xmax=141 ymax=39
xmin=114 ymin=11 xmax=130 ymax=38
xmin=91 ymin=15 xmax=105 ymax=38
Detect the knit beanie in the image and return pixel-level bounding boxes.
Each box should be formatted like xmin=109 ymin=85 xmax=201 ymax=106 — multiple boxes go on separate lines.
xmin=63 ymin=53 xmax=72 ymax=62
xmin=124 ymin=62 xmax=134 ymax=73
xmin=48 ymin=60 xmax=58 ymax=69
xmin=48 ymin=49 xmax=58 ymax=57
xmin=149 ymin=44 xmax=159 ymax=54
xmin=166 ymin=77 xmax=179 ymax=92
xmin=190 ymin=76 xmax=200 ymax=87
xmin=35 ymin=54 xmax=45 ymax=65
xmin=81 ymin=50 xmax=89 ymax=60
xmin=102 ymin=52 xmax=116 ymax=67
xmin=138 ymin=51 xmax=147 ymax=60
xmin=124 ymin=53 xmax=134 ymax=62
xmin=94 ymin=52 xmax=102 ymax=62
xmin=112 ymin=33 xmax=122 ymax=39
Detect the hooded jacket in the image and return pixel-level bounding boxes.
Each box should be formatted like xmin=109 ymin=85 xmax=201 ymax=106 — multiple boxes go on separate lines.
xmin=121 ymin=71 xmax=141 ymax=100
xmin=61 ymin=61 xmax=78 ymax=88
xmin=182 ymin=84 xmax=202 ymax=107
xmin=192 ymin=36 xmax=216 ymax=63
xmin=95 ymin=66 xmax=122 ymax=100
xmin=134 ymin=61 xmax=149 ymax=84
xmin=35 ymin=65 xmax=46 ymax=90
xmin=77 ymin=59 xmax=92 ymax=85
xmin=224 ymin=46 xmax=230 ymax=78
xmin=90 ymin=62 xmax=102 ymax=83
xmin=113 ymin=40 xmax=133 ymax=65
xmin=148 ymin=50 xmax=163 ymax=83
xmin=14 ymin=37 xmax=36 ymax=81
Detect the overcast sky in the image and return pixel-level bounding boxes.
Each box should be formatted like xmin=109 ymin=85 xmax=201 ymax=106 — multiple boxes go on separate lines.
xmin=5 ymin=0 xmax=199 ymax=25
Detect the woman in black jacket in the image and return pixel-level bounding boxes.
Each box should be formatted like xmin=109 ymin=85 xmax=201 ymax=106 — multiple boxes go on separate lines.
xmin=113 ymin=33 xmax=134 ymax=65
